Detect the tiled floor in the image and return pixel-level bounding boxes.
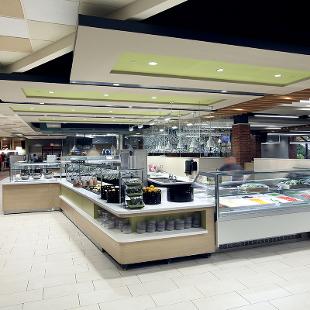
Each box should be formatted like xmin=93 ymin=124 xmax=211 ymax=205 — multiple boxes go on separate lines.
xmin=1 ymin=212 xmax=310 ymax=309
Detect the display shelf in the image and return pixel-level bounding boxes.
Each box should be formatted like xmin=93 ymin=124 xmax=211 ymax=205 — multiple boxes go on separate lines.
xmin=60 ymin=195 xmax=207 ymax=243
xmin=3 ymin=179 xmax=60 ymax=185
xmin=61 ymin=180 xmax=214 ymax=217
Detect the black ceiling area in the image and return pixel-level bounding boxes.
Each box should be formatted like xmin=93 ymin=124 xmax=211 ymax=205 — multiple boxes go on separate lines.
xmin=145 ymin=0 xmax=310 ymax=54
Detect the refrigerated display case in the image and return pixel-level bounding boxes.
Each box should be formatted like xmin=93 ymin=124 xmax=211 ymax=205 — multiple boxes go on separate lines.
xmin=10 ymin=161 xmax=62 ymax=182
xmin=195 ymin=169 xmax=310 ymax=248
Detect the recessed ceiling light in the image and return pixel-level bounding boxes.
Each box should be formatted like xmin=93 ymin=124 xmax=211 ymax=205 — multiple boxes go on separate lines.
xmin=152 ymin=96 xmax=157 ymax=100
xmin=148 ymin=61 xmax=158 ymax=66
xmin=129 ymin=127 xmax=134 ymax=132
xmin=113 ymin=83 xmax=120 ymax=86
xmin=274 ymin=74 xmax=282 ymax=78
xmin=138 ymin=124 xmax=143 ymax=129
xmin=254 ymin=114 xmax=299 ymax=119
xmin=233 ymin=108 xmax=244 ymax=111
xmin=48 ymin=91 xmax=54 ymax=94
xmin=171 ymin=126 xmax=178 ymax=129
xmin=159 ymin=128 xmax=164 ymax=132
xmin=221 ymin=90 xmax=227 ymax=93
xmin=104 ymin=94 xmax=109 ymax=97
xmin=39 ymin=102 xmax=44 ymax=105
xmin=217 ymin=68 xmax=224 ymax=72
xmin=187 ymin=123 xmax=193 ymax=127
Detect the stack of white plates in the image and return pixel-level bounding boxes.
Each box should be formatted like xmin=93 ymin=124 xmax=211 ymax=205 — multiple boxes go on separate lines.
xmin=156 ymin=219 xmax=165 ymax=232
xmin=136 ymin=221 xmax=146 ymax=234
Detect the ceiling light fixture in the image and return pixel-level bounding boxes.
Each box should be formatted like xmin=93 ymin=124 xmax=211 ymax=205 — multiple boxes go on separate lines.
xmin=109 ymin=110 xmax=113 ymax=113
xmin=187 ymin=123 xmax=193 ymax=127
xmin=298 ymin=108 xmax=310 ymax=111
xmin=254 ymin=114 xmax=299 ymax=119
xmin=149 ymin=121 xmax=155 ymax=126
xmin=48 ymin=91 xmax=54 ymax=94
xmin=164 ymin=117 xmax=171 ymax=121
xmin=274 ymin=74 xmax=282 ymax=78
xmin=39 ymin=102 xmax=44 ymax=105
xmin=148 ymin=61 xmax=158 ymax=66
xmin=129 ymin=127 xmax=134 ymax=132
xmin=221 ymin=90 xmax=227 ymax=93
xmin=233 ymin=108 xmax=244 ymax=111
xmin=171 ymin=126 xmax=178 ymax=129
xmin=104 ymin=94 xmax=109 ymax=97
xmin=217 ymin=68 xmax=224 ymax=72
xmin=152 ymin=96 xmax=157 ymax=99
xmin=129 ymin=105 xmax=133 ymax=108
xmin=113 ymin=83 xmax=120 ymax=86
xmin=159 ymin=128 xmax=164 ymax=132
xmin=138 ymin=124 xmax=143 ymax=129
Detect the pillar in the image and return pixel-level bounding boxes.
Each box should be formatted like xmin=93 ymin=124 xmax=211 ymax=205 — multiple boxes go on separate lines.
xmin=232 ymin=123 xmax=252 ymax=167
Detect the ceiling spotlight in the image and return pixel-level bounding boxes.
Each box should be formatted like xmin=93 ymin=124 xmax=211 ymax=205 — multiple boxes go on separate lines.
xmin=48 ymin=91 xmax=54 ymax=94
xmin=233 ymin=108 xmax=244 ymax=111
xmin=148 ymin=61 xmax=158 ymax=66
xmin=129 ymin=127 xmax=134 ymax=132
xmin=39 ymin=102 xmax=44 ymax=105
xmin=171 ymin=126 xmax=178 ymax=129
xmin=151 ymin=96 xmax=157 ymax=100
xmin=187 ymin=123 xmax=193 ymax=127
xmin=138 ymin=124 xmax=143 ymax=129
xmin=221 ymin=90 xmax=227 ymax=93
xmin=217 ymin=68 xmax=224 ymax=72
xmin=274 ymin=74 xmax=282 ymax=78
xmin=159 ymin=128 xmax=164 ymax=132
xmin=149 ymin=121 xmax=155 ymax=126
xmin=113 ymin=83 xmax=120 ymax=86
xmin=164 ymin=117 xmax=171 ymax=121
xmin=104 ymin=94 xmax=109 ymax=97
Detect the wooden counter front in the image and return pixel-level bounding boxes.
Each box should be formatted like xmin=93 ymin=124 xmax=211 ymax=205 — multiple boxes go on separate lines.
xmin=2 ymin=183 xmax=60 ymax=214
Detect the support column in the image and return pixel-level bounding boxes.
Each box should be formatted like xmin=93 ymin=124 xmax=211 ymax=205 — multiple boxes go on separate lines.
xmin=232 ymin=123 xmax=252 ymax=167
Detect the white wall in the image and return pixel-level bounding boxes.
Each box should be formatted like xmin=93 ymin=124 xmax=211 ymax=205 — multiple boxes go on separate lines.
xmin=147 ymin=156 xmax=224 ymax=177
xmin=254 ymin=158 xmax=310 ymax=171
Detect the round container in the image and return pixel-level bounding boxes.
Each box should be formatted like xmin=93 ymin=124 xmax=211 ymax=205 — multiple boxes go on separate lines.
xmin=146 ymin=220 xmax=156 ymax=233
xmin=166 ymin=219 xmax=175 ymax=231
xmin=122 ymin=224 xmax=132 ymax=234
xmin=156 ymin=219 xmax=166 ymax=232
xmin=136 ymin=221 xmax=146 ymax=234
xmin=175 ymin=219 xmax=185 ymax=230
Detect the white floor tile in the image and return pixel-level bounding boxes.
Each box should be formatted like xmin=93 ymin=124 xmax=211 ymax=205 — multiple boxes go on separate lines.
xmin=23 ymin=294 xmax=79 ymax=310
xmin=151 ymin=287 xmax=203 ymax=306
xmin=193 ymin=292 xmax=249 ymax=310
xmin=149 ymin=301 xmax=197 ymax=310
xmin=0 ymin=289 xmax=43 ymax=308
xmin=98 ymin=295 xmax=155 ymax=310
xmin=79 ymin=287 xmax=131 ymax=306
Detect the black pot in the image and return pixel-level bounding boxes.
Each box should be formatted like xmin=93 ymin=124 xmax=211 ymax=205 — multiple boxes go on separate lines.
xmin=167 ymin=185 xmax=194 ymax=202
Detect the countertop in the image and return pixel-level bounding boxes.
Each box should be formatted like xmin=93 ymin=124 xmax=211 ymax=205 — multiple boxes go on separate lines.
xmin=61 ymin=180 xmax=214 ymax=216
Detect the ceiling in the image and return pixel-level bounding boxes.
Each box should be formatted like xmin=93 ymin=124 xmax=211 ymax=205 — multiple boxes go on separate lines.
xmin=0 ymin=1 xmax=309 ymax=137
xmin=0 ymin=0 xmax=187 ymax=70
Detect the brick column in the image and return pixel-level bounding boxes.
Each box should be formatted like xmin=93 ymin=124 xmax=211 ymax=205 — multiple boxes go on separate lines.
xmin=232 ymin=123 xmax=252 ymax=167
xmin=288 ymin=136 xmax=297 ymax=159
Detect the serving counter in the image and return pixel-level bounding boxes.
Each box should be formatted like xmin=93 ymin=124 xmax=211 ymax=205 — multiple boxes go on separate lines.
xmin=2 ymin=179 xmax=215 ymax=266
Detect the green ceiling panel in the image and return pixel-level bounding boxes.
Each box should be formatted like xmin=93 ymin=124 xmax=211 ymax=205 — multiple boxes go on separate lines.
xmin=22 ymin=88 xmax=221 ymax=106
xmin=11 ymin=104 xmax=187 ymax=117
xmin=111 ymin=52 xmax=310 ymax=86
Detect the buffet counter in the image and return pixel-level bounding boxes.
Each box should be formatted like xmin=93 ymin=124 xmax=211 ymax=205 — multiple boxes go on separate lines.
xmin=2 ymin=179 xmax=216 ymax=266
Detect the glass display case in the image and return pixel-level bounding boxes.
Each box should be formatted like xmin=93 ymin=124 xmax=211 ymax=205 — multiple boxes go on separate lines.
xmin=195 ymin=169 xmax=310 ymax=247
xmin=10 ymin=161 xmax=62 ymax=182
xmin=63 ymin=156 xmax=144 ymax=208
